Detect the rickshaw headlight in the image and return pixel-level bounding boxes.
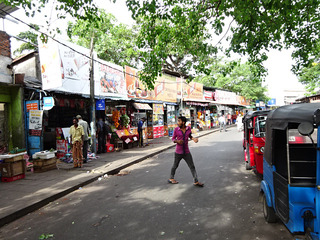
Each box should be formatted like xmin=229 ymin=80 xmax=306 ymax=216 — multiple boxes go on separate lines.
xmin=260 ymin=147 xmax=264 ymax=153
xmin=254 ymin=146 xmax=259 ymax=153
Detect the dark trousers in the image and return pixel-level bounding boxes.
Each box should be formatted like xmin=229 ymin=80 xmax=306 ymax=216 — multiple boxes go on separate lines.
xmin=138 ymin=130 xmax=143 ymax=147
xmin=82 ymin=140 xmax=88 ymax=161
xmin=170 ymin=153 xmax=199 ymax=183
xmin=98 ymin=134 xmax=106 ymax=153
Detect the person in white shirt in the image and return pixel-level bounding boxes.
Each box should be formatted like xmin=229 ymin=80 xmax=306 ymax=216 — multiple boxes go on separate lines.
xmin=218 ymin=114 xmax=226 ymax=132
xmin=236 ymin=114 xmax=243 ymax=132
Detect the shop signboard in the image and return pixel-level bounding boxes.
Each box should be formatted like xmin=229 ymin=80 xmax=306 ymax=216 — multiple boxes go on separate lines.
xmin=204 ymin=91 xmax=214 ymax=101
xmin=153 ymin=104 xmax=164 ymax=115
xmin=214 ymin=89 xmax=238 ymax=105
xmin=26 ymin=101 xmax=38 ymax=112
xmin=96 ymin=60 xmax=127 ymax=98
xmin=125 ymin=66 xmax=177 ymax=103
xmin=43 ymin=97 xmax=54 ymax=110
xmin=183 ymin=81 xmax=204 ymax=100
xmin=176 ymin=78 xmax=183 ymax=99
xmin=29 ymin=110 xmax=43 ymax=136
xmin=267 ymin=98 xmax=276 ymax=106
xmin=96 ymin=99 xmax=105 ymax=110
xmin=38 ymin=39 xmax=63 ymax=90
xmin=237 ymin=95 xmax=250 ymax=106
xmin=155 ymin=74 xmax=177 ymax=103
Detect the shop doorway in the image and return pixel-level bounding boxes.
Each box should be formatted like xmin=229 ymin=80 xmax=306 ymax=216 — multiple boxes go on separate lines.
xmin=0 ymin=103 xmax=8 ymax=153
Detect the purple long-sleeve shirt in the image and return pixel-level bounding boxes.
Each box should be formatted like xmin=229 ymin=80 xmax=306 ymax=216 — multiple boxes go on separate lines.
xmin=172 ymin=126 xmax=193 ymax=154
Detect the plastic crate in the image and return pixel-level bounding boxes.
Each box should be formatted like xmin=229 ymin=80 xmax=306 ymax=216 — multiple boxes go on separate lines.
xmin=2 ymin=173 xmax=25 ymax=182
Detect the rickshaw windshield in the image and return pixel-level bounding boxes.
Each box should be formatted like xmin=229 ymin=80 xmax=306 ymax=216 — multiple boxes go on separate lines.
xmin=254 ymin=116 xmax=267 ymax=138
xmin=288 ymin=128 xmax=318 ymax=144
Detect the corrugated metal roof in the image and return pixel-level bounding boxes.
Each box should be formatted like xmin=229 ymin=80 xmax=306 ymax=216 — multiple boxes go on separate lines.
xmin=0 ymin=3 xmax=18 ymax=18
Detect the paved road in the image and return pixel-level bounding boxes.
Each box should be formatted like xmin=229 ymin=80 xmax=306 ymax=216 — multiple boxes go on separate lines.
xmin=0 ymin=128 xmax=293 ymax=240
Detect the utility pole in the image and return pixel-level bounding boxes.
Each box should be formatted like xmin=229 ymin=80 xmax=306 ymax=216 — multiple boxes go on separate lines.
xmin=89 ymin=35 xmax=96 ymax=154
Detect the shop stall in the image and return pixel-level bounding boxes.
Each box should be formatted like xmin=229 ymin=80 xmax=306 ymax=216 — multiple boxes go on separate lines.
xmin=165 ymin=104 xmax=177 ymax=136
xmin=147 ymin=103 xmax=164 ymax=139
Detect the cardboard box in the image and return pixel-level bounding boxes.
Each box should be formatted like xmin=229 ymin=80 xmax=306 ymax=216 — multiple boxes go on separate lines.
xmin=0 ymin=160 xmax=26 ymax=177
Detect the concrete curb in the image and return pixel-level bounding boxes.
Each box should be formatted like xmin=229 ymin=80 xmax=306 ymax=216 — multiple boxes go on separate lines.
xmin=0 ymin=126 xmax=232 ymax=227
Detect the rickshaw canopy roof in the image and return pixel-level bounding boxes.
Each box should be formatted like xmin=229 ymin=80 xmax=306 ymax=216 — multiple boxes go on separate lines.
xmin=243 ymin=110 xmax=270 ymax=123
xmin=267 ymin=103 xmax=320 ymax=130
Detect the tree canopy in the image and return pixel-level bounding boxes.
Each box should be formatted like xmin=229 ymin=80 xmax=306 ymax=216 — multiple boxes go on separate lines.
xmin=4 ymin=0 xmax=320 ymax=91
xmin=13 ymin=23 xmax=39 ymax=56
xmin=67 ymin=10 xmax=140 ymax=69
xmin=195 ymin=59 xmax=269 ymax=102
xmin=298 ymin=41 xmax=320 ymax=95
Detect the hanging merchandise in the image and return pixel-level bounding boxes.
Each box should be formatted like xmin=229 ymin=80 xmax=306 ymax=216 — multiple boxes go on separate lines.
xmin=112 ymin=109 xmax=120 ymax=129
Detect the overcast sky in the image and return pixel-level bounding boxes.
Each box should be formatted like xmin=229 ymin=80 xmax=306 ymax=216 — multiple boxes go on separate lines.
xmin=3 ymin=0 xmax=305 ymax=105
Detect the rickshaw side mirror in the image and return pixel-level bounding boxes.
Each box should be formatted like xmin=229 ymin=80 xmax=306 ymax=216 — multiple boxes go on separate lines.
xmin=298 ymin=122 xmax=314 ymax=136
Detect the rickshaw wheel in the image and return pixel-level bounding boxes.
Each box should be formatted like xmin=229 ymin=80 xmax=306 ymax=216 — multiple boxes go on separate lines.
xmin=245 ymin=161 xmax=252 ymax=170
xmin=262 ymin=193 xmax=277 ymax=223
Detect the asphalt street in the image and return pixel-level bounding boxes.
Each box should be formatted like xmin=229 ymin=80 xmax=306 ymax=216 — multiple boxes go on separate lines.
xmin=0 ymin=128 xmax=294 ymax=240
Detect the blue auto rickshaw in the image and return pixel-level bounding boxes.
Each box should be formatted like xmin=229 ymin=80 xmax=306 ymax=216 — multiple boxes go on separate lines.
xmin=260 ymin=103 xmax=320 ymax=239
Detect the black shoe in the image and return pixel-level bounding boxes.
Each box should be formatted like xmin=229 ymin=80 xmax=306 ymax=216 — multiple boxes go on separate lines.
xmin=83 ymin=160 xmax=88 ymax=163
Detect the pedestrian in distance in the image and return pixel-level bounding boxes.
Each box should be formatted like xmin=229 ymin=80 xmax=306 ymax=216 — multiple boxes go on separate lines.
xmin=76 ymin=115 xmax=90 ymax=163
xmin=138 ymin=117 xmax=146 ymax=147
xmin=227 ymin=113 xmax=232 ymax=125
xmin=218 ymin=114 xmax=226 ymax=132
xmin=236 ymin=114 xmax=243 ymax=132
xmin=168 ymin=116 xmax=204 ymax=187
xmin=96 ymin=117 xmax=107 ymax=154
xmin=70 ymin=117 xmax=84 ymax=168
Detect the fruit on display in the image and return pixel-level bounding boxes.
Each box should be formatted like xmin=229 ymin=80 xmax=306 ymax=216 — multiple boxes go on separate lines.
xmin=112 ymin=110 xmax=120 ymax=129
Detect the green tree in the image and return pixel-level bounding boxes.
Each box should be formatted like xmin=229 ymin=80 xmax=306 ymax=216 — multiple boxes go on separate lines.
xmin=1 ymin=0 xmax=98 ymax=20
xmin=13 ymin=23 xmax=39 ymax=56
xmin=298 ymin=41 xmax=320 ymax=95
xmin=67 ymin=10 xmax=140 ymax=68
xmin=195 ymin=59 xmax=269 ymax=102
xmin=4 ymin=0 xmax=320 ymax=88
xmin=136 ymin=16 xmax=216 ymax=88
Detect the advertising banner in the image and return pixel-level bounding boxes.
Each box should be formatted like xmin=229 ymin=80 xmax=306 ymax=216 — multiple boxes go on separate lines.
xmin=214 ymin=89 xmax=238 ymax=105
xmin=29 ymin=110 xmax=43 ymax=136
xmin=125 ymin=66 xmax=177 ymax=103
xmin=236 ymin=96 xmax=248 ymax=106
xmin=95 ymin=60 xmax=127 ymax=98
xmin=185 ymin=82 xmax=204 ymax=100
xmin=153 ymin=104 xmax=164 ymax=114
xmin=26 ymin=101 xmax=38 ymax=112
xmin=58 ymin=41 xmax=91 ymax=95
xmin=38 ymin=39 xmax=63 ymax=90
xmin=204 ymin=91 xmax=214 ymax=100
xmin=179 ymin=80 xmax=204 ymax=101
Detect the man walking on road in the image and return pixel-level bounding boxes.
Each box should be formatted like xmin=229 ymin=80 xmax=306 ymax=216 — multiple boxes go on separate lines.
xmin=218 ymin=114 xmax=226 ymax=132
xmin=70 ymin=117 xmax=84 ymax=168
xmin=169 ymin=116 xmax=204 ymax=187
xmin=77 ymin=115 xmax=90 ymax=163
xmin=138 ymin=117 xmax=146 ymax=147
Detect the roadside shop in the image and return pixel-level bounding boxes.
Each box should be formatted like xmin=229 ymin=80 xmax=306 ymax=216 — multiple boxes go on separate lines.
xmin=125 ymin=66 xmax=179 ymax=139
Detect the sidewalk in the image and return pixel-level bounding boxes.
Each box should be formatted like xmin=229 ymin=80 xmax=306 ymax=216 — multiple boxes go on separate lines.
xmin=0 ymin=127 xmax=228 ymax=227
